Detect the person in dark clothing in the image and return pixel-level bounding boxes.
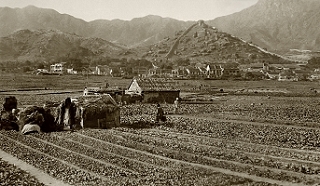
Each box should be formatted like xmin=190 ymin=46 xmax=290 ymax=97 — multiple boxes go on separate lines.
xmin=56 ymin=97 xmax=77 ymax=131
xmin=41 ymin=108 xmax=57 ymax=132
xmin=0 ymin=96 xmax=19 ymax=131
xmin=3 ymin=96 xmax=17 ymax=112
xmin=156 ymin=104 xmax=166 ymax=123
xmin=0 ymin=110 xmax=19 ymax=131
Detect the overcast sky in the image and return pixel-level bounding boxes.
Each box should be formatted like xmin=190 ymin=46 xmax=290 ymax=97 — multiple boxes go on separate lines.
xmin=0 ymin=0 xmax=259 ymax=21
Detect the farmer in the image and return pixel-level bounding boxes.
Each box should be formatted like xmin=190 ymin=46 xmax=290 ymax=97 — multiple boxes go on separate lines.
xmin=56 ymin=97 xmax=77 ymax=131
xmin=0 ymin=96 xmax=19 ymax=131
xmin=156 ymin=103 xmax=166 ymax=123
xmin=173 ymin=97 xmax=179 ymax=114
xmin=0 ymin=110 xmax=19 ymax=131
xmin=83 ymin=87 xmax=88 ymax=96
xmin=20 ymin=110 xmax=43 ymax=135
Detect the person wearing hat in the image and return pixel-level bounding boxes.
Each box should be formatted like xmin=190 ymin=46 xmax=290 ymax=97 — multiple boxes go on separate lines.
xmin=156 ymin=103 xmax=166 ymax=123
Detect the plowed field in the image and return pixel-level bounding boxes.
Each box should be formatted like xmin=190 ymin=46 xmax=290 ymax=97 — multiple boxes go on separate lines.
xmin=2 ymin=105 xmax=320 ymax=185
xmin=2 ymin=74 xmax=320 ymax=186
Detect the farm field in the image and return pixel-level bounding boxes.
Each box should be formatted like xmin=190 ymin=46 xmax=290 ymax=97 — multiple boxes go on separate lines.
xmin=1 ymin=73 xmax=320 ymax=185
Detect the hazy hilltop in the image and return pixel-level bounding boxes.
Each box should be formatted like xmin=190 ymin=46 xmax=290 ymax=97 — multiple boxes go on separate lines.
xmin=1 ymin=2 xmax=319 ymax=63
xmin=0 ymin=21 xmax=285 ymax=65
xmin=137 ymin=21 xmax=283 ymax=65
xmin=89 ymin=15 xmax=193 ymax=47
xmin=208 ymin=0 xmax=320 ymax=54
xmin=0 ymin=6 xmax=88 ymax=37
xmin=0 ymin=6 xmax=192 ymax=47
xmin=1 ymin=2 xmax=320 ymax=56
xmin=0 ymin=29 xmax=125 ymax=61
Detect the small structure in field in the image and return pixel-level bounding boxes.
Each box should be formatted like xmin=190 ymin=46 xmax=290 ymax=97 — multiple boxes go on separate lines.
xmin=126 ymin=78 xmax=180 ymax=104
xmin=76 ymin=94 xmax=120 ymax=128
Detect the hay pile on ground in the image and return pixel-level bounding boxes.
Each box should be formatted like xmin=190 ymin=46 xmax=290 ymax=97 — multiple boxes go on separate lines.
xmin=76 ymin=94 xmax=120 ymax=129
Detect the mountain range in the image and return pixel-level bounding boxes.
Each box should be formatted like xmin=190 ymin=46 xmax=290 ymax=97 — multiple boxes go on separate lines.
xmin=0 ymin=0 xmax=319 ymax=62
xmin=208 ymin=0 xmax=320 ymax=54
xmin=0 ymin=29 xmax=125 ymax=61
xmin=0 ymin=5 xmax=192 ymax=47
xmin=135 ymin=20 xmax=282 ymax=65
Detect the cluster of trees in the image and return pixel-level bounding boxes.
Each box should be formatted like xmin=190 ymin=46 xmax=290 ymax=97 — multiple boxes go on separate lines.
xmin=307 ymin=57 xmax=320 ymax=69
xmin=0 ymin=57 xmax=154 ymax=74
xmin=0 ymin=60 xmax=46 ymax=72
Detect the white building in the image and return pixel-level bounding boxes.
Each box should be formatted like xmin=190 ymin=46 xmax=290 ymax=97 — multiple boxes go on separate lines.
xmin=50 ymin=63 xmax=63 ymax=74
xmin=67 ymin=68 xmax=77 ymax=74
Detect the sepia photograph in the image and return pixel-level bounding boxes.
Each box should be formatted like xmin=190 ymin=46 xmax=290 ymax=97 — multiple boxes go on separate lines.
xmin=1 ymin=0 xmax=320 ymax=185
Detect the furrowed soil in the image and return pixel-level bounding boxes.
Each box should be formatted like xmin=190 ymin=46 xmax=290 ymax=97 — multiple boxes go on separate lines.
xmin=1 ymin=73 xmax=320 ymax=185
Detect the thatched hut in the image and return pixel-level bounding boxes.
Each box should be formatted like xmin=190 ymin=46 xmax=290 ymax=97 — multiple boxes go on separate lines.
xmin=75 ymin=94 xmax=120 ymax=129
xmin=126 ymin=78 xmax=180 ymax=104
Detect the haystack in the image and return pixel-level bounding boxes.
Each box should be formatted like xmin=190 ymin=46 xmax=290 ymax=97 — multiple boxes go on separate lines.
xmin=76 ymin=94 xmax=120 ymax=128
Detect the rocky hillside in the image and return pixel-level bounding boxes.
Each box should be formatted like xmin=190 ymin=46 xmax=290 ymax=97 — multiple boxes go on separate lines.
xmin=88 ymin=15 xmax=193 ymax=47
xmin=0 ymin=6 xmax=192 ymax=47
xmin=0 ymin=29 xmax=126 ymax=61
xmin=2 ymin=3 xmax=319 ymax=56
xmin=208 ymin=0 xmax=320 ymax=54
xmin=137 ymin=21 xmax=283 ymax=65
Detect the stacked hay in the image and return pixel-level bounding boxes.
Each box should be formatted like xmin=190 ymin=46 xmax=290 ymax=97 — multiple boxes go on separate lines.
xmin=0 ymin=96 xmax=19 ymax=131
xmin=76 ymin=94 xmax=120 ymax=129
xmin=18 ymin=106 xmax=56 ymax=133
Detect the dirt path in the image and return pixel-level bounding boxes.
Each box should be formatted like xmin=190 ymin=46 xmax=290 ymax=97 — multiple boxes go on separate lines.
xmin=0 ymin=149 xmax=69 ymax=186
xmin=75 ymin=133 xmax=305 ymax=186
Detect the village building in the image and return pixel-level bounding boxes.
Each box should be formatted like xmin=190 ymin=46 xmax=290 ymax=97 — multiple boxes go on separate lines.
xmin=171 ymin=68 xmax=179 ymax=78
xmin=221 ymin=65 xmax=240 ymax=78
xmin=240 ymin=63 xmax=269 ymax=73
xmin=308 ymin=69 xmax=320 ymax=81
xmin=36 ymin=69 xmax=49 ymax=75
xmin=171 ymin=66 xmax=189 ymax=79
xmin=126 ymin=78 xmax=180 ymax=104
xmin=148 ymin=68 xmax=172 ymax=78
xmin=96 ymin=65 xmax=111 ymax=76
xmin=205 ymin=65 xmax=223 ymax=79
xmin=50 ymin=63 xmax=64 ymax=74
xmin=132 ymin=67 xmax=149 ymax=77
xmin=278 ymin=70 xmax=298 ymax=81
xmin=86 ymin=67 xmax=97 ymax=75
xmin=265 ymin=71 xmax=279 ymax=80
xmin=66 ymin=68 xmax=77 ymax=74
xmin=186 ymin=67 xmax=202 ymax=79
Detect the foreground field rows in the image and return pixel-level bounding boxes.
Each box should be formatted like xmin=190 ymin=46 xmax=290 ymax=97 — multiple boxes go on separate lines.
xmin=2 ymin=101 xmax=320 ymax=185
xmin=1 ymin=130 xmax=277 ymax=185
xmin=1 ymin=116 xmax=320 ymax=185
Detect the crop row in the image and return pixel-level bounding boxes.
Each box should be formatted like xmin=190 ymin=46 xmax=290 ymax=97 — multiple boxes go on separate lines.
xmin=131 ymin=128 xmax=320 ymax=163
xmin=111 ymin=128 xmax=320 ymax=176
xmin=80 ymin=129 xmax=317 ymax=185
xmin=52 ymin=131 xmax=172 ymax=169
xmin=0 ymin=158 xmax=45 ymax=186
xmin=51 ymin=131 xmax=277 ymax=185
xmin=161 ymin=116 xmax=320 ymax=150
xmin=0 ymin=131 xmax=269 ymax=186
xmin=32 ymin=132 xmax=167 ymax=176
xmin=0 ymin=131 xmax=108 ymax=185
xmin=120 ymin=103 xmax=320 ymax=127
xmin=0 ymin=131 xmax=140 ymax=184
